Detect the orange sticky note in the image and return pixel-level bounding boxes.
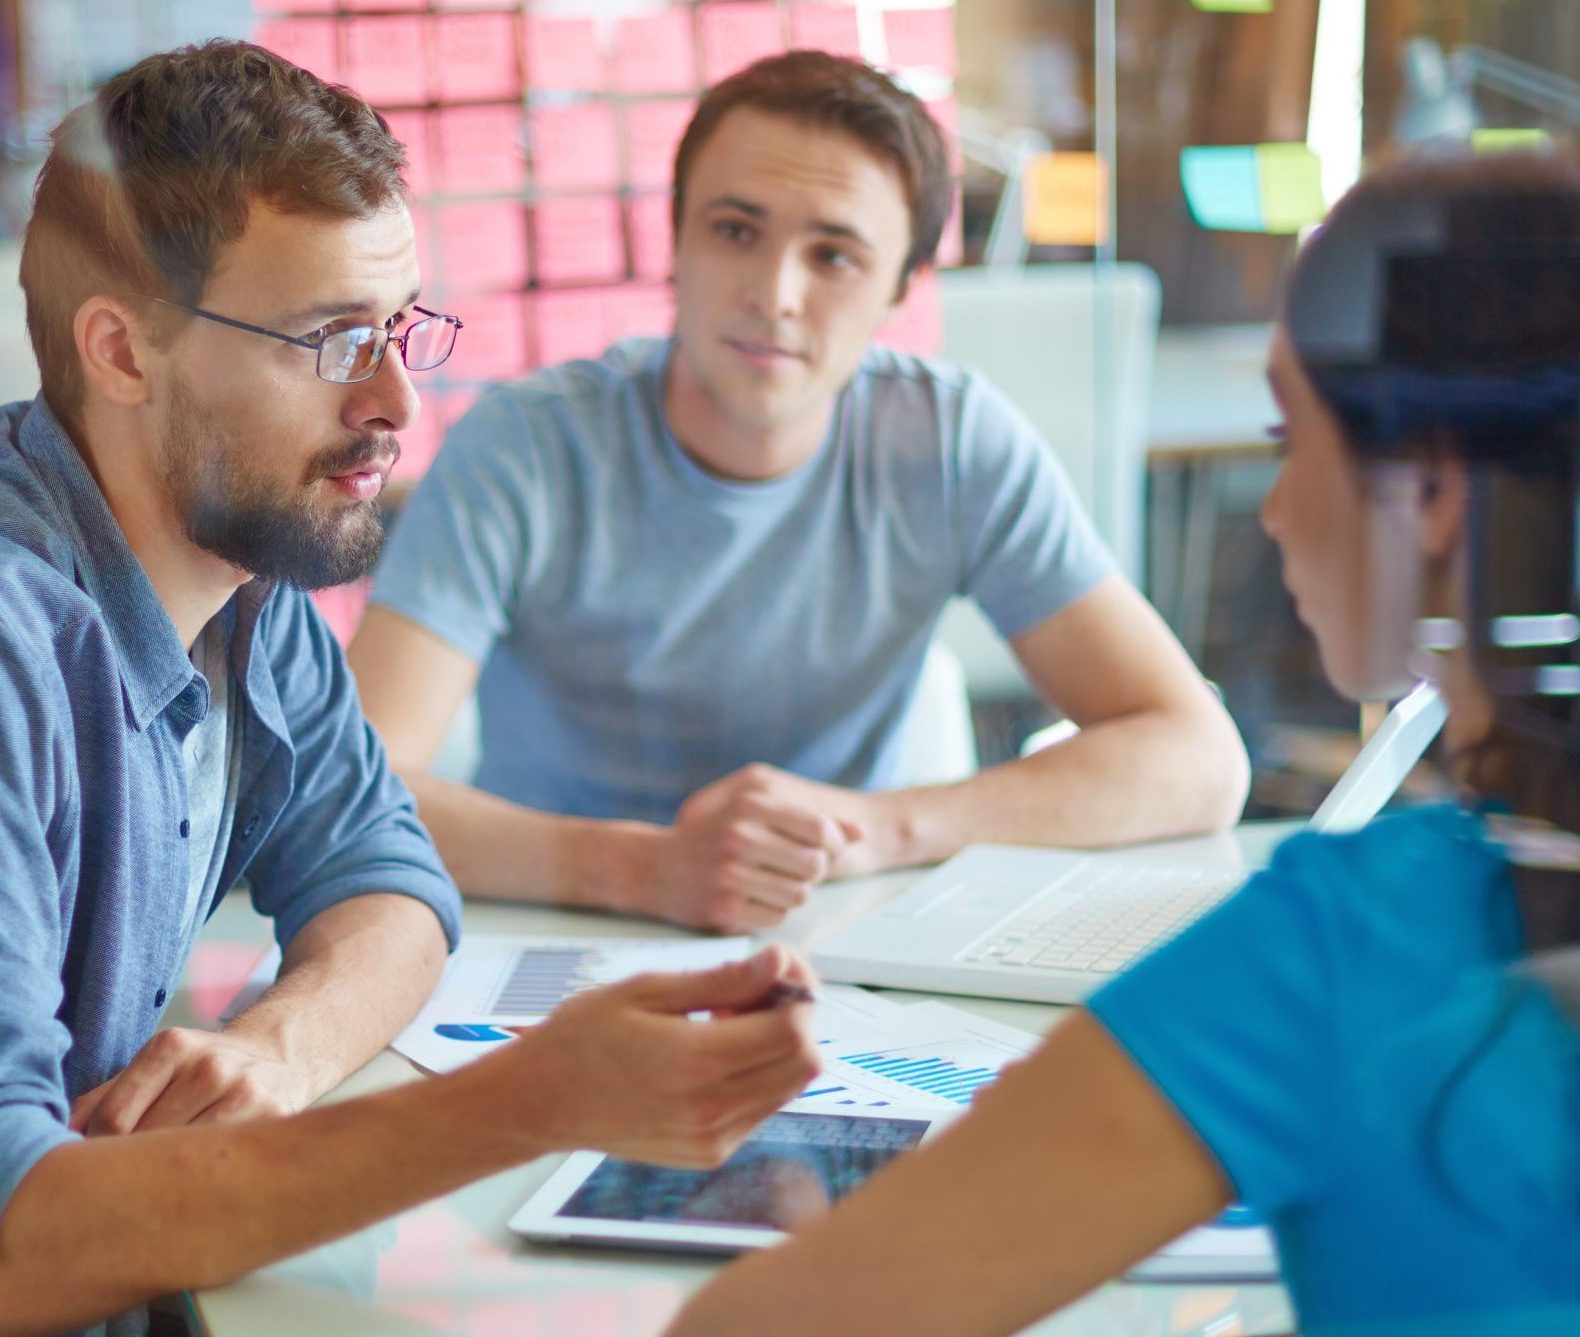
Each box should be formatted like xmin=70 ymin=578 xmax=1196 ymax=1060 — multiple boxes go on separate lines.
xmin=435 ymin=104 xmax=524 ymax=195
xmin=789 ymin=4 xmax=864 ymax=59
xmin=445 ymin=292 xmax=529 ymax=383
xmin=254 ymin=18 xmax=338 ymax=83
xmin=381 ymin=110 xmax=432 ymax=197
xmin=436 ymin=201 xmax=529 ymax=294
xmin=531 ymin=102 xmax=622 ymax=193
xmin=613 ymin=11 xmax=697 ymax=95
xmin=523 ymin=15 xmax=605 ymax=93
xmin=884 ymin=7 xmax=956 ymax=73
xmin=628 ymin=194 xmax=674 ymax=280
xmin=876 ymin=270 xmax=943 ymax=355
xmin=533 ymin=197 xmax=626 ymax=285
xmin=344 ymin=17 xmax=429 ymax=108
xmin=1023 ymin=151 xmax=1109 ymax=246
xmin=698 ymin=2 xmax=784 ymax=85
xmin=432 ymin=13 xmax=519 ymax=104
xmin=531 ymin=288 xmax=613 ymax=368
xmin=623 ymin=100 xmax=696 ymax=192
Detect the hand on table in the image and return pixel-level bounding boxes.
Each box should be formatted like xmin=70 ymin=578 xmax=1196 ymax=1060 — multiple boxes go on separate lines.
xmin=498 ymin=945 xmax=821 ymax=1169
xmin=652 ymin=764 xmax=869 ymax=932
xmin=69 ymin=1028 xmax=311 ymax=1136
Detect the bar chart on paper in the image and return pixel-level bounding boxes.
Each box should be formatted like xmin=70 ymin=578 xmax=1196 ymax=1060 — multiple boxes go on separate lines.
xmin=821 ymin=1004 xmax=1039 ymax=1109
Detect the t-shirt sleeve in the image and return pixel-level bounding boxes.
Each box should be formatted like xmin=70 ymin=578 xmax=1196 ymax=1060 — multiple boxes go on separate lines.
xmin=1085 ymin=830 xmax=1351 ymax=1213
xmin=0 ymin=622 xmax=79 ymax=1212
xmin=950 ymin=372 xmax=1118 ymax=639
xmin=369 ymin=386 xmax=543 ymax=664
xmin=241 ymin=588 xmax=462 ymax=952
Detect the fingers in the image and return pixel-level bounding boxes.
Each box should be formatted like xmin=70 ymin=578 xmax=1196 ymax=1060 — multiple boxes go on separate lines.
xmin=624 ymin=947 xmax=815 ymax=1017
xmin=77 ymin=1031 xmax=189 ymax=1136
xmin=67 ymin=1080 xmax=111 ymax=1134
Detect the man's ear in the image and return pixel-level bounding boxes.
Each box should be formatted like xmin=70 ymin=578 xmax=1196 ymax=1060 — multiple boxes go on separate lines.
xmin=73 ymin=296 xmax=155 ymax=410
xmin=892 ymin=261 xmax=932 ymax=309
xmin=1416 ymin=448 xmax=1469 ymax=562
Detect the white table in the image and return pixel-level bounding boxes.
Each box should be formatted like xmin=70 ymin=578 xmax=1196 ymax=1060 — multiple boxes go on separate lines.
xmin=184 ymin=824 xmax=1300 ymax=1337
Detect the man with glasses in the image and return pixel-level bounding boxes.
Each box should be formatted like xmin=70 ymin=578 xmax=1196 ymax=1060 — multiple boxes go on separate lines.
xmin=0 ymin=43 xmax=818 ymax=1336
xmin=350 ymin=52 xmax=1250 ymax=933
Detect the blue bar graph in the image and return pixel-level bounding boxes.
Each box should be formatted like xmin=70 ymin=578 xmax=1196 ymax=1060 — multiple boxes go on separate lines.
xmin=840 ymin=1047 xmax=998 ymax=1105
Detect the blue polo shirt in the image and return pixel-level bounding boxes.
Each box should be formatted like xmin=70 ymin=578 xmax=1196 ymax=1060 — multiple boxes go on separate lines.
xmin=0 ymin=397 xmax=461 ymax=1223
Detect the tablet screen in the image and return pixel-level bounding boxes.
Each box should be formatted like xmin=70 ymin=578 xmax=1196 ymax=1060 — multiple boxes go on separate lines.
xmin=555 ymin=1111 xmax=931 ymax=1234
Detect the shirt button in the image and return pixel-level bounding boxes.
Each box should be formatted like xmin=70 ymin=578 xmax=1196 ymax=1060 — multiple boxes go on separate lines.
xmin=241 ymin=815 xmax=259 ymax=839
xmin=179 ymin=818 xmax=190 ymax=839
xmin=154 ymin=988 xmax=167 ymax=1008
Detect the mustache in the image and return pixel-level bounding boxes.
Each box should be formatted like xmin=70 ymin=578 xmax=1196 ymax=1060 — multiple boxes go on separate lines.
xmin=309 ymin=433 xmax=401 ymax=481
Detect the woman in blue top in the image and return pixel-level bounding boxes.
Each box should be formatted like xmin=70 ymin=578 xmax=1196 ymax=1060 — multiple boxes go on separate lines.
xmin=670 ymin=150 xmax=1580 ymax=1337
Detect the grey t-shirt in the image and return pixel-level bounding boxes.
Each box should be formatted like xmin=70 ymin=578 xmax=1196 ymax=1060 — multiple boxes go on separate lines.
xmin=371 ymin=338 xmax=1116 ymax=823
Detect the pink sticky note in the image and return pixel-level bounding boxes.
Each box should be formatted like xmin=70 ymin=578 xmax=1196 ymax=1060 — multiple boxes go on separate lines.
xmin=344 ymin=17 xmax=429 ymax=108
xmin=925 ymin=96 xmax=963 ymax=172
xmin=380 ymin=110 xmax=432 ymax=197
xmin=530 ymin=102 xmax=621 ymax=193
xmin=252 ymin=0 xmax=335 ymax=14
xmin=435 ymin=104 xmax=524 ymax=195
xmin=605 ymin=283 xmax=675 ymax=343
xmin=445 ymin=292 xmax=529 ymax=382
xmin=613 ymin=10 xmax=697 ymax=95
xmin=523 ymin=15 xmax=605 ymax=93
xmin=876 ymin=270 xmax=942 ymax=355
xmin=254 ymin=18 xmax=338 ymax=82
xmin=534 ymin=197 xmax=626 ymax=286
xmin=530 ymin=288 xmax=612 ymax=368
xmin=698 ymin=3 xmax=784 ymax=85
xmin=623 ymin=100 xmax=695 ymax=192
xmin=436 ymin=201 xmax=529 ymax=293
xmin=628 ymin=194 xmax=674 ymax=280
xmin=432 ymin=13 xmax=520 ymax=104
xmin=788 ymin=4 xmax=863 ymax=58
xmin=342 ymin=0 xmax=422 ymax=10
xmin=885 ymin=8 xmax=957 ymax=73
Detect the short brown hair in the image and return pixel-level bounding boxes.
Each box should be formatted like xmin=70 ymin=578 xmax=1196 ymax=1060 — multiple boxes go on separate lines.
xmin=21 ymin=40 xmax=407 ymax=429
xmin=670 ymin=51 xmax=952 ymax=287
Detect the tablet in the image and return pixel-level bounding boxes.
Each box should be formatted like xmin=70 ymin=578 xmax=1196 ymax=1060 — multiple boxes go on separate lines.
xmin=509 ymin=1102 xmax=956 ymax=1255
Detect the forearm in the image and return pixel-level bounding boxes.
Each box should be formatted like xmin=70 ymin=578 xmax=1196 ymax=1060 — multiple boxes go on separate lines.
xmin=0 ymin=1057 xmax=534 ymax=1336
xmin=399 ymin=768 xmax=660 ymax=912
xmin=865 ymin=701 xmax=1250 ymax=869
xmin=226 ymin=893 xmax=448 ymax=1100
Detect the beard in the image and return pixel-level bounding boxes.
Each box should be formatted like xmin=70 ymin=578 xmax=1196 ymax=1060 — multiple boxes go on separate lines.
xmin=162 ymin=379 xmax=398 ymax=591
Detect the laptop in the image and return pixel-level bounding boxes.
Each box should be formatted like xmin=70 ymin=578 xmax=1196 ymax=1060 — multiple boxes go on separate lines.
xmin=813 ymin=682 xmax=1447 ymax=1005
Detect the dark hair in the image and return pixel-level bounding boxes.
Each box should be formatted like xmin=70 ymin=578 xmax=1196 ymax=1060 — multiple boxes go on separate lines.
xmin=20 ymin=39 xmax=408 ymax=432
xmin=670 ymin=50 xmax=953 ymax=289
xmin=1284 ymin=150 xmax=1580 ymax=948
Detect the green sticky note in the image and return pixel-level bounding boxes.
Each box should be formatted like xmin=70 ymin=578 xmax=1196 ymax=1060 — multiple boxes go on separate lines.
xmin=1471 ymin=127 xmax=1552 ymax=152
xmin=1180 ymin=146 xmax=1264 ymax=231
xmin=1256 ymin=142 xmax=1326 ymax=233
xmin=1192 ymin=0 xmax=1274 ymax=11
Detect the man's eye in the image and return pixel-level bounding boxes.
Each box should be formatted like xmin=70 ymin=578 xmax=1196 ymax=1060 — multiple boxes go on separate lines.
xmin=817 ymin=247 xmax=856 ymax=271
xmin=303 ymin=325 xmax=333 ymax=347
xmin=715 ymin=219 xmax=753 ymax=243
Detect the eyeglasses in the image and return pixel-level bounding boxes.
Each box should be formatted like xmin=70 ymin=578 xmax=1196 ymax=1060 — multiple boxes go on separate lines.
xmin=148 ymin=297 xmax=463 ymax=384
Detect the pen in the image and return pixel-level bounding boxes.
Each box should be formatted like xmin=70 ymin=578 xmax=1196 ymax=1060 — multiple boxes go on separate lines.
xmin=755 ymin=980 xmax=816 ymax=1009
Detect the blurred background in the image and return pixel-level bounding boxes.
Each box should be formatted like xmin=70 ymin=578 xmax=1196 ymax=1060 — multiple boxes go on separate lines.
xmin=0 ymin=0 xmax=1570 ymax=817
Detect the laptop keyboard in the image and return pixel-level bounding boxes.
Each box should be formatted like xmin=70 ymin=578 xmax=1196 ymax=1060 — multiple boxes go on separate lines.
xmin=956 ymin=863 xmax=1245 ymax=976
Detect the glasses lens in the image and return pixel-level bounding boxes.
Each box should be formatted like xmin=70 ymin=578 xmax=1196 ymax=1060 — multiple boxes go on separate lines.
xmin=319 ymin=327 xmax=384 ymax=384
xmin=402 ymin=316 xmax=458 ymax=372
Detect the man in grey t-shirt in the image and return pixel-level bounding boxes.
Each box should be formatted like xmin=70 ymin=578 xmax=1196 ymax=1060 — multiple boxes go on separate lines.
xmin=351 ymin=53 xmax=1249 ymax=933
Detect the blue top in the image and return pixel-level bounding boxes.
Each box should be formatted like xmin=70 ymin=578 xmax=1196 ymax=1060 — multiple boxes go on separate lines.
xmin=370 ymin=338 xmax=1114 ymax=822
xmin=1089 ymin=807 xmax=1580 ymax=1336
xmin=0 ymin=397 xmax=462 ymax=1221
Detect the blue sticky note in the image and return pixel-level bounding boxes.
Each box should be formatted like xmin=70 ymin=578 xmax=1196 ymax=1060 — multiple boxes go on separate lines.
xmin=1180 ymin=145 xmax=1264 ymax=231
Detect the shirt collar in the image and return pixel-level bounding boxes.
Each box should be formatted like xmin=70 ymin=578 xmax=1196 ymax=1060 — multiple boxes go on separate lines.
xmin=17 ymin=395 xmax=210 ymax=731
